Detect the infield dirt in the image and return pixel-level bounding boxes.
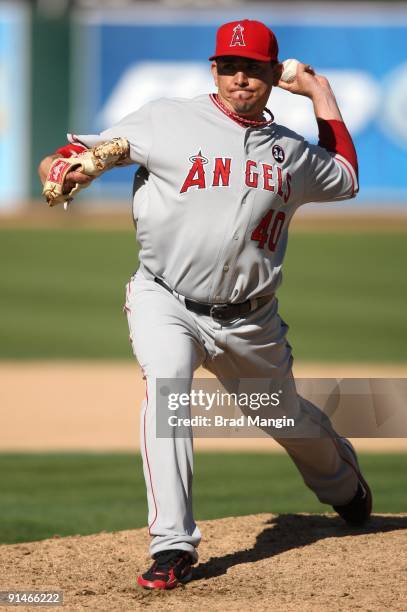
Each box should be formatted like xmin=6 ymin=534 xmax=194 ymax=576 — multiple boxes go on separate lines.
xmin=1 ymin=361 xmax=407 ymax=452
xmin=1 ymin=513 xmax=406 ymax=611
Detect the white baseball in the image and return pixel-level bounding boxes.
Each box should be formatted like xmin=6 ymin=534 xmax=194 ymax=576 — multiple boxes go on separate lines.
xmin=280 ymin=59 xmax=299 ymax=83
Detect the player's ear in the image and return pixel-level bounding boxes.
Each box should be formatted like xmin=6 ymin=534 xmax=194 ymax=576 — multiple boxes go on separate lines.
xmin=272 ymin=61 xmax=283 ymax=86
xmin=211 ymin=61 xmax=219 ymax=87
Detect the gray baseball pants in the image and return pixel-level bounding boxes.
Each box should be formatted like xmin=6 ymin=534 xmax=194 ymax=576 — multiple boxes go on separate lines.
xmin=125 ymin=268 xmax=361 ymax=561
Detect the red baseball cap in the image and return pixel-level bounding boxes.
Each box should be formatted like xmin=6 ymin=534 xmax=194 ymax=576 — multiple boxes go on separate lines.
xmin=209 ymin=19 xmax=279 ymax=62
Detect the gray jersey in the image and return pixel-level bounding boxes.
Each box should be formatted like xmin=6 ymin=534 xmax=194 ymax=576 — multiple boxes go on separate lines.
xmin=70 ymin=90 xmax=367 ymax=565
xmin=73 ymin=93 xmax=358 ymax=304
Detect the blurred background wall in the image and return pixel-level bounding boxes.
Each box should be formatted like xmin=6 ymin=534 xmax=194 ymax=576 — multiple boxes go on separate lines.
xmin=1 ymin=0 xmax=407 ymax=209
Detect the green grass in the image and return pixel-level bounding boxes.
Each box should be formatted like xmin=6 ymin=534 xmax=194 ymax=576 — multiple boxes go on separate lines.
xmin=0 ymin=228 xmax=406 ymax=361
xmin=280 ymin=232 xmax=407 ymax=362
xmin=0 ymin=452 xmax=405 ymax=544
xmin=0 ymin=229 xmax=137 ymax=359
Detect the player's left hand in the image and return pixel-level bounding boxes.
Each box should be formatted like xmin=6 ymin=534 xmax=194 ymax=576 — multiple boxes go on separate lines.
xmin=41 ymin=137 xmax=130 ymax=207
xmin=276 ymin=62 xmax=331 ymax=99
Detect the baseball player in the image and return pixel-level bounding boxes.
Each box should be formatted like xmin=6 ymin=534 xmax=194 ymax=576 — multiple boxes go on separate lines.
xmin=39 ymin=20 xmax=372 ymax=590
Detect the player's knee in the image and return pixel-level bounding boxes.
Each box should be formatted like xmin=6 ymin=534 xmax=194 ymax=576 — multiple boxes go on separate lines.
xmin=143 ymin=353 xmax=195 ymax=380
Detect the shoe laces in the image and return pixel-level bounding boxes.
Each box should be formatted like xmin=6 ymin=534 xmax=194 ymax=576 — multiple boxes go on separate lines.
xmin=153 ymin=550 xmax=186 ymax=572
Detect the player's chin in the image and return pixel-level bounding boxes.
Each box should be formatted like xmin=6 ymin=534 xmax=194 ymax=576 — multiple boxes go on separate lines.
xmin=230 ymin=97 xmax=257 ymax=115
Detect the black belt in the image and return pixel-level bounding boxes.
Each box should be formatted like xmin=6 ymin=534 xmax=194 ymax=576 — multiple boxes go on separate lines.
xmin=154 ymin=276 xmax=273 ymax=321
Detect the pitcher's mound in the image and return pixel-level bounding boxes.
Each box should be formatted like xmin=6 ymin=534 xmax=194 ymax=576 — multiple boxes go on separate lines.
xmin=1 ymin=513 xmax=406 ymax=611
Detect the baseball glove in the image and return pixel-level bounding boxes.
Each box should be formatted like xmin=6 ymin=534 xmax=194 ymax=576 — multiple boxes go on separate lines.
xmin=42 ymin=137 xmax=130 ymax=207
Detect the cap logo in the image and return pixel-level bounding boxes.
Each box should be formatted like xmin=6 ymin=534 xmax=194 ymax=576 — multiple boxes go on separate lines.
xmin=230 ymin=23 xmax=245 ymax=48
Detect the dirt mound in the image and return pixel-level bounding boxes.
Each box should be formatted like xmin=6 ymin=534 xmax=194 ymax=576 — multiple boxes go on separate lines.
xmin=1 ymin=514 xmax=406 ymax=611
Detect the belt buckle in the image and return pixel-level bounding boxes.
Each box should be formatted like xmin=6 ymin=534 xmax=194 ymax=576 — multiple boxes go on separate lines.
xmin=210 ymin=304 xmax=230 ymax=320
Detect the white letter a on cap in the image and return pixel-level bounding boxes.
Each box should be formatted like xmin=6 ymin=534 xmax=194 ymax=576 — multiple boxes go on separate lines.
xmin=230 ymin=24 xmax=245 ymax=47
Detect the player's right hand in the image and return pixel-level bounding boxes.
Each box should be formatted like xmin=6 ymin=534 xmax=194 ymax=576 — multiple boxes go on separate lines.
xmin=277 ymin=62 xmax=330 ymax=99
xmin=277 ymin=63 xmax=343 ymax=122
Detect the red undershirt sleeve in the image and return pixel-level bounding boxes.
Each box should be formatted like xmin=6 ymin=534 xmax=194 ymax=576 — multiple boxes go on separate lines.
xmin=317 ymin=118 xmax=358 ymax=178
xmin=53 ymin=143 xmax=88 ymax=157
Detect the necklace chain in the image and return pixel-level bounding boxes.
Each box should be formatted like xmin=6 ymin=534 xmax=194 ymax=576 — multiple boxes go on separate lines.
xmin=212 ymin=94 xmax=273 ymax=127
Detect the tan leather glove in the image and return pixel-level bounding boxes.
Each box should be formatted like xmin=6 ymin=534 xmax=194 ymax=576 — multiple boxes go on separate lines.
xmin=42 ymin=137 xmax=130 ymax=207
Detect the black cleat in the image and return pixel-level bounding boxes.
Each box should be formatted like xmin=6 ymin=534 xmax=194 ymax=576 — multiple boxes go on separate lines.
xmin=333 ymin=481 xmax=372 ymax=526
xmin=137 ymin=549 xmax=194 ymax=590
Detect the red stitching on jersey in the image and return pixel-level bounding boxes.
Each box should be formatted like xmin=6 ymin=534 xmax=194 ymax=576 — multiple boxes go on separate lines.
xmin=335 ymin=156 xmax=355 ymax=196
xmin=209 ymin=93 xmax=273 ymax=128
xmin=143 ymin=379 xmax=158 ymax=535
